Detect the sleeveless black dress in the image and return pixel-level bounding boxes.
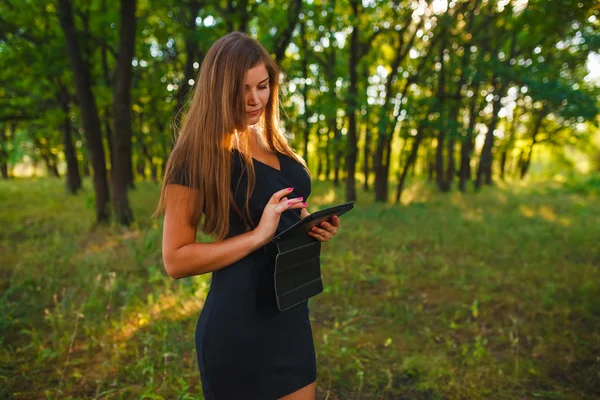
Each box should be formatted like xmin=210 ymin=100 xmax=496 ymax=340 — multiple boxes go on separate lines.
xmin=173 ymin=149 xmax=316 ymax=399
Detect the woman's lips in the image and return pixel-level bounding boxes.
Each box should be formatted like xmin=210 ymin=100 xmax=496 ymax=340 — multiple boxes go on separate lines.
xmin=247 ymin=109 xmax=261 ymax=116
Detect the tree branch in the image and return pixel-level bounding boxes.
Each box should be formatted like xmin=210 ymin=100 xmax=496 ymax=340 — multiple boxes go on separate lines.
xmin=273 ymin=0 xmax=302 ymax=62
xmin=81 ymin=31 xmax=119 ymax=60
xmin=0 ymin=114 xmax=38 ymax=122
xmin=0 ymin=17 xmax=48 ymax=45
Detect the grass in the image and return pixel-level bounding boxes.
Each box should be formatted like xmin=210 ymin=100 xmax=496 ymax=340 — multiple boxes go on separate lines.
xmin=1 ymin=175 xmax=599 ymax=399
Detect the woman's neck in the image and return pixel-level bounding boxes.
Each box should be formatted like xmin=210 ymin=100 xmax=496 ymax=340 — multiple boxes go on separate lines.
xmin=248 ymin=126 xmax=269 ymax=155
xmin=232 ymin=126 xmax=267 ymax=156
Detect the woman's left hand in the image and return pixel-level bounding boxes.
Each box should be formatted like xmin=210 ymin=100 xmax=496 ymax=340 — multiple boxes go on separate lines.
xmin=308 ymin=215 xmax=340 ymax=242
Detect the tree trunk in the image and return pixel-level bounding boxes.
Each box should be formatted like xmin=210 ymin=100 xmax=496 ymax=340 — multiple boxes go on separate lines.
xmin=325 ymin=131 xmax=331 ymax=180
xmin=345 ymin=0 xmax=360 ymax=202
xmin=373 ymin=137 xmax=389 ymax=201
xmin=520 ymin=144 xmax=535 ymax=179
xmin=151 ymin=163 xmax=158 ymax=182
xmin=384 ymin=125 xmax=394 ymax=179
xmin=273 ymin=0 xmax=303 ymax=63
xmin=316 ymin=151 xmax=323 ymax=179
xmin=136 ymin=158 xmax=145 ymax=179
xmin=173 ymin=1 xmax=203 ymax=127
xmin=373 ymin=107 xmax=397 ymax=201
xmin=372 ymin=72 xmax=402 ymax=201
xmin=475 ymin=30 xmax=516 ymax=189
xmin=475 ymin=79 xmax=507 ymax=190
xmin=459 ymin=82 xmax=480 ymax=192
xmin=445 ymin=126 xmax=456 ymax=188
xmin=103 ymin=108 xmax=114 ymax=169
xmin=499 ymin=104 xmax=521 ymax=181
xmin=395 ymin=121 xmax=427 ymax=203
xmin=397 ymin=134 xmax=408 ymax=177
xmin=434 ymin=30 xmax=448 ymax=192
xmin=332 ymin=122 xmax=342 ymax=186
xmin=499 ymin=150 xmax=507 ymax=180
xmin=520 ymin=109 xmax=546 ymax=179
xmin=362 ymin=106 xmax=371 ymax=192
xmin=444 ymin=1 xmax=476 ymax=191
xmin=42 ymin=153 xmax=61 ymax=177
xmin=313 ymin=121 xmax=322 ymax=178
xmin=82 ymin=157 xmax=90 ymax=177
xmin=427 ymin=140 xmax=435 ymax=182
xmin=111 ymin=0 xmax=137 ymax=225
xmin=325 ymin=27 xmax=340 ymax=185
xmin=126 ymin=147 xmax=135 ymax=189
xmin=58 ymin=83 xmax=82 ymax=194
xmin=0 ymin=124 xmax=9 ymax=179
xmin=58 ymin=0 xmax=110 ymax=223
xmin=374 ymin=10 xmax=447 ymax=202
xmin=137 ymin=119 xmax=155 ymax=182
xmin=378 ymin=51 xmax=440 ymax=201
xmin=302 ymin=122 xmax=310 ymax=167
xmin=444 ymin=77 xmax=466 ymax=190
xmin=300 ymin=21 xmax=310 ymax=166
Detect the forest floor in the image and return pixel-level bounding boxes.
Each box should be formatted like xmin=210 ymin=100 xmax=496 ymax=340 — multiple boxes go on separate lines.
xmin=1 ymin=176 xmax=599 ymax=399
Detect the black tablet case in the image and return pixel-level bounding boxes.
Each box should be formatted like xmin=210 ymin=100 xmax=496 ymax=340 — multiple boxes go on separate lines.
xmin=269 ymin=231 xmax=323 ymax=312
xmin=268 ymin=202 xmax=354 ymax=312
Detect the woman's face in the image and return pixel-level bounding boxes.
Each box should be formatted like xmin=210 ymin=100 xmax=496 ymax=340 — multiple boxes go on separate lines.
xmin=243 ymin=63 xmax=270 ymax=126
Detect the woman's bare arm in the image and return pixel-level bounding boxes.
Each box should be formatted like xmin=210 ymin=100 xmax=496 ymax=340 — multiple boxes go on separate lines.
xmin=162 ymin=185 xmax=264 ymax=278
xmin=162 ymin=184 xmax=305 ymax=279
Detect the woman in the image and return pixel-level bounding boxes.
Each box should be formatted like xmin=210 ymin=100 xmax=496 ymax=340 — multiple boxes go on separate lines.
xmin=155 ymin=32 xmax=341 ymax=399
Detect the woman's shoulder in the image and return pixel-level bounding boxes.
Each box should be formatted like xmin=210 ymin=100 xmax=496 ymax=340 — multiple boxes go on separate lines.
xmin=167 ymin=160 xmax=195 ymax=188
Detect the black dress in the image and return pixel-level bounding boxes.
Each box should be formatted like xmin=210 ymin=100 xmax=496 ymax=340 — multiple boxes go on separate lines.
xmin=172 ymin=149 xmax=316 ymax=399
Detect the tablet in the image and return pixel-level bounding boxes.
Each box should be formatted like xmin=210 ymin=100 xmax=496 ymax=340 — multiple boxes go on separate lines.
xmin=272 ymin=201 xmax=355 ymax=242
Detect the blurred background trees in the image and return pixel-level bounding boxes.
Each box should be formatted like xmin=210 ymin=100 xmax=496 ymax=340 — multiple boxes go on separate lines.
xmin=1 ymin=0 xmax=598 ymax=224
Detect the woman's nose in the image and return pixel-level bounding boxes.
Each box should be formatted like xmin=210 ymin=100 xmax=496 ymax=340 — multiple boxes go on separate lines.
xmin=247 ymin=90 xmax=259 ymax=105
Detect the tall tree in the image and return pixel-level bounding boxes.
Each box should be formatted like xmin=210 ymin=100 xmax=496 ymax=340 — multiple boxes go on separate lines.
xmin=173 ymin=0 xmax=204 ymax=126
xmin=2 ymin=0 xmax=598 ymax=210
xmin=57 ymin=0 xmax=110 ymax=223
xmin=111 ymin=0 xmax=137 ymax=225
xmin=475 ymin=24 xmax=517 ymax=189
xmin=57 ymin=80 xmax=81 ymax=194
xmin=373 ymin=13 xmax=441 ymax=202
xmin=345 ymin=0 xmax=361 ymax=202
xmin=433 ymin=16 xmax=449 ymax=192
xmin=458 ymin=80 xmax=481 ymax=192
xmin=299 ymin=19 xmax=311 ymax=165
xmin=0 ymin=124 xmax=10 ymax=179
xmin=272 ymin=0 xmax=303 ymax=63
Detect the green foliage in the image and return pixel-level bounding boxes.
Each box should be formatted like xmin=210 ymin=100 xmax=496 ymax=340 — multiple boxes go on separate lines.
xmin=1 ymin=0 xmax=598 ymax=185
xmin=563 ymin=173 xmax=600 ymax=195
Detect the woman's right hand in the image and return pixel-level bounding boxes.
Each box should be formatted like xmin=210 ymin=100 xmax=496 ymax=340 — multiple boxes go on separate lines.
xmin=252 ymin=187 xmax=307 ymax=247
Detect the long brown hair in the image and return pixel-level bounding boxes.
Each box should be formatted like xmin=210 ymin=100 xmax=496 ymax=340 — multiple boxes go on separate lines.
xmin=154 ymin=32 xmax=308 ymax=240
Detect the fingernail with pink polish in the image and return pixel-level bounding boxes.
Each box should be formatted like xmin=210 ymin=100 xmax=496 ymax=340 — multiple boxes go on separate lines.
xmin=303 ymin=202 xmax=308 ymax=206
xmin=288 ymin=201 xmax=292 ymax=205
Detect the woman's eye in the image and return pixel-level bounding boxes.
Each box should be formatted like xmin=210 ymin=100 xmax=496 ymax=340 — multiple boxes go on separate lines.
xmin=259 ymin=86 xmax=268 ymax=90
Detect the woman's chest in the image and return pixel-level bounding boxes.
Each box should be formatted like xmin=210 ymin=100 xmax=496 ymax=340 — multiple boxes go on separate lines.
xmin=231 ymin=153 xmax=311 ymax=216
